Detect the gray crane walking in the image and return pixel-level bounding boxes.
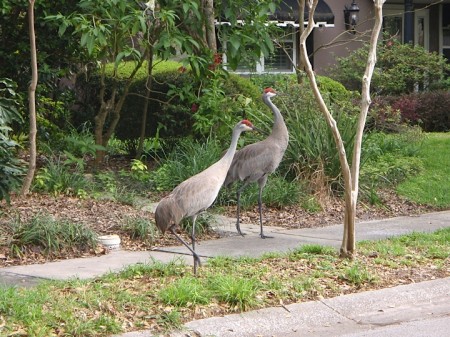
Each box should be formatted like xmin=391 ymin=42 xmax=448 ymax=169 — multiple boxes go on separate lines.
xmin=154 ymin=120 xmax=256 ymax=274
xmin=224 ymin=88 xmax=289 ymax=239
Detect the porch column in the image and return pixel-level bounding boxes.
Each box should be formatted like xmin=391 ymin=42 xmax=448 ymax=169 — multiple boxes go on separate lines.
xmin=404 ymin=0 xmax=414 ymax=44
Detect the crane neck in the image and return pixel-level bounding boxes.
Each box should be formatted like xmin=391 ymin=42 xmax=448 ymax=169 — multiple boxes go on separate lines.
xmin=263 ymin=94 xmax=288 ymax=138
xmin=222 ymin=126 xmax=243 ymax=163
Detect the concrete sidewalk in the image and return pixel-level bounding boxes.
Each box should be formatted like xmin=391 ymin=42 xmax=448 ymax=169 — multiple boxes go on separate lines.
xmin=0 ymin=210 xmax=449 ymax=336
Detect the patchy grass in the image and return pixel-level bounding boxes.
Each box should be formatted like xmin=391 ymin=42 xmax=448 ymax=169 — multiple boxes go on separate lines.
xmin=1 ymin=229 xmax=448 ymax=336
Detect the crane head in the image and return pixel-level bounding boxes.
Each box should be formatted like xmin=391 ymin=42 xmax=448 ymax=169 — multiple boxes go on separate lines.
xmin=237 ymin=119 xmax=257 ymax=132
xmin=239 ymin=119 xmax=266 ymax=134
xmin=263 ymin=87 xmax=277 ymax=98
xmin=239 ymin=119 xmax=254 ymax=130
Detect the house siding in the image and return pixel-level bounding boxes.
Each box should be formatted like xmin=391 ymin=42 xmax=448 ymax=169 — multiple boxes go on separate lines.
xmin=314 ymin=0 xmax=373 ymax=75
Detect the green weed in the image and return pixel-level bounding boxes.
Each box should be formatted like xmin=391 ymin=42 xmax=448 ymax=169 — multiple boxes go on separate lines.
xmin=122 ymin=217 xmax=158 ymax=243
xmin=33 ymin=156 xmax=89 ymax=197
xmin=9 ymin=214 xmax=97 ymax=256
xmin=340 ymin=263 xmax=377 ymax=286
xmin=210 ymin=275 xmax=261 ymax=311
xmin=159 ymin=277 xmax=211 ymax=306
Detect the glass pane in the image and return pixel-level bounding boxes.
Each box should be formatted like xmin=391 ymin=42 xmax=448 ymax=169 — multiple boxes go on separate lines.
xmin=443 ymin=4 xmax=450 ymax=47
xmin=264 ymin=42 xmax=293 ymax=72
xmin=383 ymin=16 xmax=402 ymax=42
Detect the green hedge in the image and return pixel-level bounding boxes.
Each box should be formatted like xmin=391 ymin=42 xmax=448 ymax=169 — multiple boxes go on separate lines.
xmin=73 ymin=63 xmax=263 ymax=146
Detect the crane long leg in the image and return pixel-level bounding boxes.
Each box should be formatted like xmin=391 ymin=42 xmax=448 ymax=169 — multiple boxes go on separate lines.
xmin=236 ymin=182 xmax=250 ymax=236
xmin=169 ymin=227 xmax=201 ymax=275
xmin=258 ymin=176 xmax=272 ymax=239
xmin=191 ymin=215 xmax=199 ymax=275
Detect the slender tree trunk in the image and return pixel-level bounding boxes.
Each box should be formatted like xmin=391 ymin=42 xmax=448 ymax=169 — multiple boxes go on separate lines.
xmin=299 ymin=0 xmax=384 ymax=258
xmin=137 ymin=52 xmax=154 ymax=159
xmin=21 ymin=0 xmax=37 ymax=195
xmin=296 ymin=0 xmax=305 ymax=82
xmin=341 ymin=0 xmax=385 ymax=256
xmin=93 ymin=67 xmax=111 ymax=167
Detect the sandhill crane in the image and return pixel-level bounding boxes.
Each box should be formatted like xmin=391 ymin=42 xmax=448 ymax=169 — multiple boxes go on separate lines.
xmin=224 ymin=88 xmax=289 ymax=239
xmin=154 ymin=120 xmax=256 ymax=274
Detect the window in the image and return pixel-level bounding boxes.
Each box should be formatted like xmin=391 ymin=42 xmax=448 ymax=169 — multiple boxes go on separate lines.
xmin=225 ymin=28 xmax=296 ymax=74
xmin=264 ymin=41 xmax=294 ymax=72
xmin=442 ymin=4 xmax=450 ymax=62
xmin=383 ymin=7 xmax=403 ymax=42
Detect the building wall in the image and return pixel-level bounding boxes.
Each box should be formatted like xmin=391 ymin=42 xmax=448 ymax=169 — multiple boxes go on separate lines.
xmin=314 ymin=0 xmax=374 ymax=75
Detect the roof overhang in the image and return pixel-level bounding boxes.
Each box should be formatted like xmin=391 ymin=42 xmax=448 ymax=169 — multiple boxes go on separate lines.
xmin=273 ymin=0 xmax=334 ymax=27
xmin=216 ymin=0 xmax=334 ymax=28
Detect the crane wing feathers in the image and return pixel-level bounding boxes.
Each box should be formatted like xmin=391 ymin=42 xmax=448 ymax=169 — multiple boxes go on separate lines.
xmin=226 ymin=141 xmax=283 ymax=184
xmin=171 ymin=172 xmax=224 ymax=217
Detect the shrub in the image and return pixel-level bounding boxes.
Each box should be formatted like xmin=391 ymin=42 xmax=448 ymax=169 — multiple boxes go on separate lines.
xmin=329 ymin=36 xmax=450 ymax=95
xmin=367 ymin=96 xmax=403 ymax=132
xmin=33 ymin=156 xmax=89 ymax=197
xmin=390 ymin=95 xmax=420 ymax=125
xmin=74 ymin=63 xmax=263 ymax=152
xmin=0 ymin=78 xmax=25 ymax=202
xmin=376 ymin=91 xmax=450 ymax=132
xmin=414 ymin=91 xmax=450 ymax=132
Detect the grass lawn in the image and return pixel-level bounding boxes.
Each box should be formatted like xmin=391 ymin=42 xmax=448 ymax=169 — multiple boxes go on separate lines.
xmin=0 ymin=229 xmax=449 ymax=336
xmin=397 ymin=133 xmax=450 ymax=208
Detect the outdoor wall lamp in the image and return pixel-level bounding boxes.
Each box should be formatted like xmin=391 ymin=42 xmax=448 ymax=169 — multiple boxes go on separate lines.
xmin=344 ymin=1 xmax=360 ymax=34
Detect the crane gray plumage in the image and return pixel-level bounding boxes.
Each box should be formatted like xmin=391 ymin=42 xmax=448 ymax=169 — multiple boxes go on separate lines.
xmin=154 ymin=120 xmax=256 ymax=274
xmin=224 ymin=88 xmax=289 ymax=239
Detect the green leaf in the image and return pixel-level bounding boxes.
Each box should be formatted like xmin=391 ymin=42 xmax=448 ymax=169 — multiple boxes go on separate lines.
xmin=80 ymin=32 xmax=88 ymax=47
xmin=229 ymin=35 xmax=241 ymax=51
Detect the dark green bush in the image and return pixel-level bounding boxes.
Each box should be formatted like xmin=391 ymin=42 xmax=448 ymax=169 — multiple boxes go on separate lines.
xmin=329 ymin=36 xmax=450 ymax=95
xmin=73 ymin=63 xmax=263 ymax=155
xmin=0 ymin=78 xmax=25 ymax=202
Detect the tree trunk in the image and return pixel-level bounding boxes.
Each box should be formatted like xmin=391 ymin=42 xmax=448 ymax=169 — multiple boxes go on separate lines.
xmin=341 ymin=0 xmax=385 ymax=257
xmin=93 ymin=68 xmax=112 ymax=167
xmin=299 ymin=0 xmax=384 ymax=258
xmin=204 ymin=0 xmax=217 ymax=52
xmin=296 ymin=0 xmax=305 ymax=77
xmin=21 ymin=0 xmax=37 ymax=195
xmin=137 ymin=52 xmax=154 ymax=159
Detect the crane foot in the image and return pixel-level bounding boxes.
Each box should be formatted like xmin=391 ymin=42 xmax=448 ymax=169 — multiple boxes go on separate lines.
xmin=260 ymin=233 xmax=273 ymax=239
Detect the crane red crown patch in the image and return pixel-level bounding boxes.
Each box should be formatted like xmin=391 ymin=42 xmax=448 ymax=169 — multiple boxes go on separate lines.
xmin=241 ymin=119 xmax=253 ymax=127
xmin=264 ymin=87 xmax=276 ymax=94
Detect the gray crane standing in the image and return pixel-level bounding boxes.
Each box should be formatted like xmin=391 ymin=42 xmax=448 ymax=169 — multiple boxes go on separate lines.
xmin=224 ymin=88 xmax=289 ymax=239
xmin=154 ymin=120 xmax=257 ymax=274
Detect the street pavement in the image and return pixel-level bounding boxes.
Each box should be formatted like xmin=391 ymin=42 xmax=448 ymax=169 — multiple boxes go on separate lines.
xmin=0 ymin=210 xmax=449 ymax=336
